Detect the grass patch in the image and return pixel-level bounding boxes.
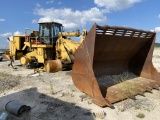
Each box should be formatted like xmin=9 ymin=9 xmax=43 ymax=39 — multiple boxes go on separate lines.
xmin=49 ymin=81 xmax=54 ymax=94
xmin=134 ymin=104 xmax=141 ymax=110
xmin=0 ymin=72 xmax=12 ymax=77
xmin=0 ymin=72 xmax=20 ymax=93
xmin=136 ymin=113 xmax=145 ymax=119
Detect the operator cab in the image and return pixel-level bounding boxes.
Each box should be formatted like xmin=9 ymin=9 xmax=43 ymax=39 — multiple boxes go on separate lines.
xmin=38 ymin=21 xmax=63 ymax=44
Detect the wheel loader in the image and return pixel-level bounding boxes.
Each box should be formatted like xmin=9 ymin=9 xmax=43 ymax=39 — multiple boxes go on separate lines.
xmin=3 ymin=21 xmax=86 ymax=72
xmin=72 ymin=23 xmax=160 ymax=107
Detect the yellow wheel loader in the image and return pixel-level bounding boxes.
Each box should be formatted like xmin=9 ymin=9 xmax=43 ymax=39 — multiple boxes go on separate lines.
xmin=4 ymin=22 xmax=86 ymax=71
xmin=72 ymin=23 xmax=160 ymax=107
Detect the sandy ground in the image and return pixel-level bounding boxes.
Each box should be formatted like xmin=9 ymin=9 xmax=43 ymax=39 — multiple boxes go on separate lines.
xmin=0 ymin=48 xmax=160 ymax=120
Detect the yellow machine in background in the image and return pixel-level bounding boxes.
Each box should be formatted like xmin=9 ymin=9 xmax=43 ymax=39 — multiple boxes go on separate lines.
xmin=4 ymin=22 xmax=86 ymax=71
xmin=4 ymin=35 xmax=25 ymax=60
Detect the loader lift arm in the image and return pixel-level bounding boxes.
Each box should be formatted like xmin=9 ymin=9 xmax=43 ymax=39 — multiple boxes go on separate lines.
xmin=55 ymin=30 xmax=81 ymax=68
xmin=56 ymin=29 xmax=87 ymax=64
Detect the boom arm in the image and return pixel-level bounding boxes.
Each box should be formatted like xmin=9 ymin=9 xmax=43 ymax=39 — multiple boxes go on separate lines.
xmin=56 ymin=29 xmax=87 ymax=64
xmin=56 ymin=35 xmax=80 ymax=64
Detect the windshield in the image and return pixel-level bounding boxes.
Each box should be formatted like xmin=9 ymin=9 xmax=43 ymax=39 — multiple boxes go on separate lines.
xmin=52 ymin=24 xmax=62 ymax=37
xmin=39 ymin=23 xmax=62 ymax=37
xmin=39 ymin=23 xmax=62 ymax=44
xmin=39 ymin=24 xmax=51 ymax=37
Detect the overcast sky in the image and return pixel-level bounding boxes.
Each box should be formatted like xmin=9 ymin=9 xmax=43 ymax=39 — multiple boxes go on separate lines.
xmin=0 ymin=0 xmax=160 ymax=48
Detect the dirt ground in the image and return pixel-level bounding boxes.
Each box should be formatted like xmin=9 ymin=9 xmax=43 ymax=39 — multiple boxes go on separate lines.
xmin=0 ymin=48 xmax=160 ymax=120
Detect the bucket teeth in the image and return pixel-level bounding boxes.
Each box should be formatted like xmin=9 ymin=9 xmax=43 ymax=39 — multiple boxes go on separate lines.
xmin=153 ymin=85 xmax=159 ymax=90
xmin=154 ymin=86 xmax=159 ymax=90
xmin=148 ymin=81 xmax=159 ymax=89
xmin=141 ymin=84 xmax=152 ymax=92
xmin=106 ymin=77 xmax=160 ymax=103
xmin=138 ymin=79 xmax=159 ymax=89
xmin=129 ymin=95 xmax=136 ymax=99
xmin=145 ymin=86 xmax=153 ymax=92
xmin=136 ymin=88 xmax=145 ymax=95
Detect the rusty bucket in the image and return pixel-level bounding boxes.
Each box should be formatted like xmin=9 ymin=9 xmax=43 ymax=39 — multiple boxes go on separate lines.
xmin=72 ymin=24 xmax=160 ymax=107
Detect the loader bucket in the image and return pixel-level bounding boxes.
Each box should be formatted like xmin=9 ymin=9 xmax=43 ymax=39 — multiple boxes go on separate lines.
xmin=72 ymin=24 xmax=160 ymax=107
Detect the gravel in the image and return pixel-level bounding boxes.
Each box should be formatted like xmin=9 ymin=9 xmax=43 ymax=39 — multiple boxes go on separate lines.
xmin=96 ymin=70 xmax=138 ymax=87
